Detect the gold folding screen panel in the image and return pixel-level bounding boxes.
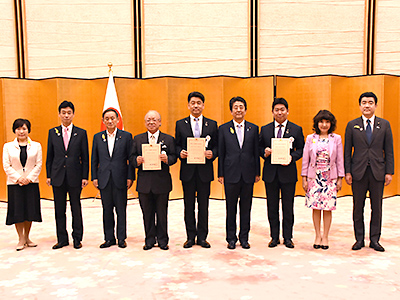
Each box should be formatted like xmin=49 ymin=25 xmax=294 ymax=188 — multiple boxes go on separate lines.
xmin=0 ymin=75 xmax=398 ymax=201
xmin=0 ymin=76 xmax=274 ymax=201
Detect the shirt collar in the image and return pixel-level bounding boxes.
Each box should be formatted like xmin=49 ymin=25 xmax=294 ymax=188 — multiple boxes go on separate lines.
xmin=61 ymin=123 xmax=73 ymax=131
xmin=274 ymin=119 xmax=288 ymax=128
xmin=233 ymin=119 xmax=245 ymax=127
xmin=190 ymin=114 xmax=203 ymax=122
xmin=107 ymin=128 xmax=118 ymax=137
xmin=362 ymin=115 xmax=375 ymax=124
xmin=148 ymin=130 xmax=160 ymax=139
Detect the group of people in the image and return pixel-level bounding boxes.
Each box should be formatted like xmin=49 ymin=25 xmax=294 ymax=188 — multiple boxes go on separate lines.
xmin=3 ymin=91 xmax=394 ymax=253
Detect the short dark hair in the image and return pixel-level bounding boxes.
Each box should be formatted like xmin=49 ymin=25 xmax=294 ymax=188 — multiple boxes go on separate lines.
xmin=359 ymin=92 xmax=378 ymax=105
xmin=12 ymin=118 xmax=31 ymax=133
xmin=58 ymin=100 xmax=75 ymax=113
xmin=188 ymin=91 xmax=205 ymax=103
xmin=272 ymin=98 xmax=288 ymax=110
xmin=229 ymin=96 xmax=247 ymax=111
xmin=313 ymin=110 xmax=337 ymax=134
xmin=102 ymin=108 xmax=119 ymax=118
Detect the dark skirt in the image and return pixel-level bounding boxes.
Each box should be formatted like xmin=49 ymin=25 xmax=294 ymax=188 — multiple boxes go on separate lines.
xmin=6 ymin=183 xmax=42 ymax=225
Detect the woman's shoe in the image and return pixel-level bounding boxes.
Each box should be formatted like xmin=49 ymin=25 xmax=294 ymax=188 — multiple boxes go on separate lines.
xmin=16 ymin=244 xmax=26 ymax=251
xmin=26 ymin=241 xmax=37 ymax=247
xmin=313 ymin=244 xmax=321 ymax=249
xmin=321 ymin=245 xmax=329 ymax=250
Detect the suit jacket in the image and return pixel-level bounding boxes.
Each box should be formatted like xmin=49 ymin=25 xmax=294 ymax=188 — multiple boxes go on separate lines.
xmin=259 ymin=121 xmax=304 ymax=183
xmin=344 ymin=116 xmax=394 ymax=181
xmin=3 ymin=138 xmax=42 ymax=185
xmin=131 ymin=131 xmax=177 ymax=194
xmin=218 ymin=120 xmax=260 ymax=184
xmin=301 ymin=133 xmax=345 ymax=179
xmin=91 ymin=129 xmax=134 ymax=190
xmin=175 ymin=116 xmax=218 ymax=182
xmin=46 ymin=125 xmax=89 ymax=187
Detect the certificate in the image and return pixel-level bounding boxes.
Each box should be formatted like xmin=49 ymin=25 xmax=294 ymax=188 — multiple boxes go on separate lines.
xmin=187 ymin=137 xmax=206 ymax=164
xmin=142 ymin=143 xmax=161 ymax=170
xmin=271 ymin=138 xmax=291 ymax=165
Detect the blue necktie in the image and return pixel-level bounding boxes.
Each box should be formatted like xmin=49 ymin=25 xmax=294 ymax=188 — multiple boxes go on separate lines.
xmin=366 ymin=119 xmax=372 ymax=144
xmin=194 ymin=118 xmax=200 ymax=138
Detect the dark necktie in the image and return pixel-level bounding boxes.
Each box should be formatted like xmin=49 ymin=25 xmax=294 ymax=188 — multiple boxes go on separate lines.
xmin=366 ymin=119 xmax=372 ymax=144
xmin=277 ymin=124 xmax=283 ymax=138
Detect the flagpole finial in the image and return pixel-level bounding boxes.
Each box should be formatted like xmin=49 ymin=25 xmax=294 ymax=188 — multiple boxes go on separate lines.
xmin=108 ymin=62 xmax=113 ymax=73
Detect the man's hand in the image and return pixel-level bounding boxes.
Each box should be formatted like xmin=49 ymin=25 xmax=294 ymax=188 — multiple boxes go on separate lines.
xmin=282 ymin=155 xmax=292 ymax=166
xmin=264 ymin=147 xmax=272 ymax=157
xmin=81 ymin=179 xmax=88 ymax=188
xmin=205 ymin=150 xmax=213 ymax=160
xmin=255 ymin=175 xmax=260 ymax=183
xmin=180 ymin=150 xmax=188 ymax=159
xmin=127 ymin=179 xmax=133 ymax=189
xmin=345 ymin=173 xmax=352 ymax=185
xmin=136 ymin=156 xmax=144 ymax=166
xmin=46 ymin=178 xmax=51 ymax=186
xmin=93 ymin=179 xmax=99 ymax=189
xmin=160 ymin=153 xmax=168 ymax=164
xmin=218 ymin=177 xmax=224 ymax=184
xmin=385 ymin=174 xmax=392 ymax=186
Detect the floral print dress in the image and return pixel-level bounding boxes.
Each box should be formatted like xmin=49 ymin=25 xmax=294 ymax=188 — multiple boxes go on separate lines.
xmin=305 ymin=138 xmax=337 ymax=211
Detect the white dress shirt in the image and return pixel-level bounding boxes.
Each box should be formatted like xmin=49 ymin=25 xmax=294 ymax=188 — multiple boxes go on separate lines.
xmin=274 ymin=119 xmax=288 ymax=137
xmin=190 ymin=114 xmax=203 ymax=137
xmin=107 ymin=128 xmax=117 ymax=157
xmin=233 ymin=120 xmax=245 ymax=146
xmin=362 ymin=115 xmax=375 ymax=133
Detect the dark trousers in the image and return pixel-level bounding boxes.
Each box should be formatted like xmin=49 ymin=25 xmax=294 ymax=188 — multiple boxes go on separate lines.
xmin=224 ymin=178 xmax=254 ymax=244
xmin=53 ymin=178 xmax=83 ymax=244
xmin=100 ymin=177 xmax=127 ymax=241
xmin=265 ymin=177 xmax=296 ymax=240
xmin=352 ymin=166 xmax=385 ymax=243
xmin=139 ymin=192 xmax=169 ymax=247
xmin=182 ymin=171 xmax=211 ymax=241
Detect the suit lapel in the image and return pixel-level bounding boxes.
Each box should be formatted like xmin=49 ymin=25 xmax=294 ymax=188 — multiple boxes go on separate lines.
xmin=371 ymin=117 xmax=381 ymax=144
xmin=56 ymin=126 xmax=67 ymax=153
xmin=185 ymin=117 xmax=194 ymax=137
xmin=230 ymin=120 xmax=241 ymax=149
xmin=283 ymin=122 xmax=290 ymax=138
xmin=356 ymin=117 xmax=369 ymax=145
xmin=66 ymin=125 xmax=77 ymax=152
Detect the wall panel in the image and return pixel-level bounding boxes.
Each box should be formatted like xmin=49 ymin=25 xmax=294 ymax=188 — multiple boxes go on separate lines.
xmin=376 ymin=0 xmax=400 ymax=74
xmin=0 ymin=0 xmax=17 ymax=77
xmin=143 ymin=0 xmax=249 ymax=77
xmin=24 ymin=0 xmax=133 ymax=78
xmin=259 ymin=0 xmax=365 ymax=76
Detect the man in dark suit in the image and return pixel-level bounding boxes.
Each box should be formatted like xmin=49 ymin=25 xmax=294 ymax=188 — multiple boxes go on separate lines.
xmin=175 ymin=91 xmax=218 ymax=249
xmin=131 ymin=110 xmax=177 ymax=251
xmin=46 ymin=101 xmax=89 ymax=250
xmin=218 ymin=97 xmax=260 ymax=250
xmin=91 ymin=108 xmax=134 ymax=249
xmin=259 ymin=98 xmax=304 ymax=249
xmin=345 ymin=92 xmax=394 ymax=252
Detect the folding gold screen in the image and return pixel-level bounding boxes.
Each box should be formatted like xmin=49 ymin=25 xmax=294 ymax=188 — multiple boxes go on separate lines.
xmin=0 ymin=75 xmax=398 ymax=201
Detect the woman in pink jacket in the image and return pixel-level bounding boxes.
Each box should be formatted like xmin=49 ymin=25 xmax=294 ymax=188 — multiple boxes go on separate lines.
xmin=3 ymin=119 xmax=42 ymax=251
xmin=301 ymin=110 xmax=344 ymax=250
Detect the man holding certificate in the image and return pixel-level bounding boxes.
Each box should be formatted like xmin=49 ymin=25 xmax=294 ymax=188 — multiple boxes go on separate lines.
xmin=218 ymin=97 xmax=260 ymax=250
xmin=175 ymin=91 xmax=218 ymax=249
xmin=131 ymin=110 xmax=177 ymax=251
xmin=259 ymin=98 xmax=304 ymax=248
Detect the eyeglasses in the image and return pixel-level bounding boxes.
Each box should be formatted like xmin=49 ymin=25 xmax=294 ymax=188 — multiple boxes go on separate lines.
xmin=145 ymin=118 xmax=160 ymax=123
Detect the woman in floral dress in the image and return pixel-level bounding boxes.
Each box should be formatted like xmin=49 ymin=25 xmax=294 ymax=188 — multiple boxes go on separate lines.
xmin=301 ymin=110 xmax=344 ymax=249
